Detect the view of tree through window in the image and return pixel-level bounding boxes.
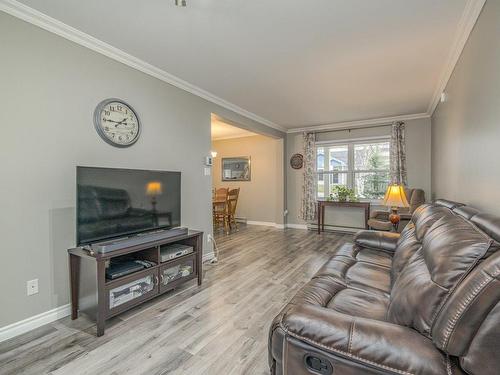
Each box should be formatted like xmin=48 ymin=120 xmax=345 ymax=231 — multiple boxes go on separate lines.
xmin=316 ymin=140 xmax=390 ymax=200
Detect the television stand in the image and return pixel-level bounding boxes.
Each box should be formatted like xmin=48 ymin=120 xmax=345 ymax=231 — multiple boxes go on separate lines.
xmin=68 ymin=230 xmax=203 ymax=336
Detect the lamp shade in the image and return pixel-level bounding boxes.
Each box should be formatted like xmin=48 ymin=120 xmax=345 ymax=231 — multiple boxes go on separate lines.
xmin=146 ymin=181 xmax=163 ymax=196
xmin=383 ymin=184 xmax=409 ymax=208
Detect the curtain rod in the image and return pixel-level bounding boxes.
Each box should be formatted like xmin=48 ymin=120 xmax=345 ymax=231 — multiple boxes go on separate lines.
xmin=311 ymin=122 xmax=395 ymax=135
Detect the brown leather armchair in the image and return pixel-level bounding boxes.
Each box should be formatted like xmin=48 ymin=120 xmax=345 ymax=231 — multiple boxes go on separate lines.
xmin=269 ymin=199 xmax=500 ymax=375
xmin=367 ymin=187 xmax=425 ymax=232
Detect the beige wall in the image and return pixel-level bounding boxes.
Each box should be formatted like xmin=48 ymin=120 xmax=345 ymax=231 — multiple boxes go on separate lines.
xmin=286 ymin=118 xmax=432 ymax=226
xmin=0 ymin=13 xmax=281 ymax=329
xmin=212 ymin=135 xmax=284 ymax=225
xmin=432 ymin=0 xmax=500 ymax=212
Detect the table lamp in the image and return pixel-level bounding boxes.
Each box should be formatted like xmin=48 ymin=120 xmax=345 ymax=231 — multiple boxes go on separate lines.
xmin=383 ymin=184 xmax=409 ymax=231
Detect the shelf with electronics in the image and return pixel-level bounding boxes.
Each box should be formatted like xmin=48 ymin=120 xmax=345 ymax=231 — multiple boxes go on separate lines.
xmin=68 ymin=230 xmax=203 ymax=337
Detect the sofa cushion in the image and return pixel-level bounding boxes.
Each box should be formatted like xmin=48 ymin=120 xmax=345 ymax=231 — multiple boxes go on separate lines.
xmin=315 ymin=253 xmax=391 ymax=296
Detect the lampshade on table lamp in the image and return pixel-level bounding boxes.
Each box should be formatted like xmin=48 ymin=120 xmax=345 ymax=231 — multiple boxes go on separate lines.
xmin=383 ymin=184 xmax=409 ymax=231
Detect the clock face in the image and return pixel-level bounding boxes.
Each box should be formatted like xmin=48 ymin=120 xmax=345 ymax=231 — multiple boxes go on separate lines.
xmin=94 ymin=99 xmax=140 ymax=147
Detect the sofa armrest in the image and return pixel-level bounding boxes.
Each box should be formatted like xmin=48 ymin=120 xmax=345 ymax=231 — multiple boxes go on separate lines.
xmin=354 ymin=230 xmax=400 ymax=252
xmin=279 ymin=305 xmax=462 ymax=375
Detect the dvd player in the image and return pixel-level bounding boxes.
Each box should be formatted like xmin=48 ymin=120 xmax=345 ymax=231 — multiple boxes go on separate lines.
xmin=90 ymin=227 xmax=189 ymax=254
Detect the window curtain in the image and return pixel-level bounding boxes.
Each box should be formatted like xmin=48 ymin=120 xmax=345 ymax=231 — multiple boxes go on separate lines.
xmin=390 ymin=121 xmax=408 ymax=186
xmin=300 ymin=132 xmax=317 ymax=221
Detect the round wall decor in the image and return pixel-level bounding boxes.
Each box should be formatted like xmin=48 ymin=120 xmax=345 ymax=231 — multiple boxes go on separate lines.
xmin=290 ymin=153 xmax=304 ymax=169
xmin=93 ymin=98 xmax=141 ymax=148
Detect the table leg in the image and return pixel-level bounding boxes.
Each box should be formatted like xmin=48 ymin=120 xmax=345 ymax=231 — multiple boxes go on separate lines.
xmin=317 ymin=203 xmax=321 ymax=234
xmin=365 ymin=206 xmax=370 ymax=229
xmin=69 ymin=254 xmax=80 ymax=320
xmin=321 ymin=205 xmax=325 ymax=232
xmin=96 ymin=260 xmax=106 ymax=337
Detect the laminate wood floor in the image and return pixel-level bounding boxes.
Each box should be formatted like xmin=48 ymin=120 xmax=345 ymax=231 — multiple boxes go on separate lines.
xmin=0 ymin=225 xmax=352 ymax=375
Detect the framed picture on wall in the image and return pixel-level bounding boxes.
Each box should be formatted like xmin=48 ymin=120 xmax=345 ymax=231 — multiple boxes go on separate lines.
xmin=222 ymin=157 xmax=251 ymax=181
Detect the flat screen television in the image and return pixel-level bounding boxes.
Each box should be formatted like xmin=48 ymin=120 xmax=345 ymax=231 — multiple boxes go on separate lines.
xmin=77 ymin=166 xmax=181 ymax=245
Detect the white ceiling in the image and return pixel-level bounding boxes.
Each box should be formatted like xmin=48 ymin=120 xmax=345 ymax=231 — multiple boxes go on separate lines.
xmin=211 ymin=115 xmax=257 ymax=141
xmin=13 ymin=0 xmax=470 ymax=129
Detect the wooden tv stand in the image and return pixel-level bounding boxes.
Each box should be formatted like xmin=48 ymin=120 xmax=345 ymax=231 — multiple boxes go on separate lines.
xmin=68 ymin=230 xmax=203 ymax=336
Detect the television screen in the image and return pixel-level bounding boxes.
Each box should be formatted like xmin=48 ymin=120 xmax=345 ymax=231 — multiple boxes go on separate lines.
xmin=77 ymin=166 xmax=181 ymax=245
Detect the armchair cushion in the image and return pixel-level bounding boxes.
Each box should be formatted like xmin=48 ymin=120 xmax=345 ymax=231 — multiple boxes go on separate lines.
xmin=354 ymin=230 xmax=400 ymax=253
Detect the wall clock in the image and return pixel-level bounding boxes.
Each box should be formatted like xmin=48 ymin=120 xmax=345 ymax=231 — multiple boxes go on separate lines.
xmin=93 ymin=98 xmax=141 ymax=147
xmin=290 ymin=153 xmax=304 ymax=169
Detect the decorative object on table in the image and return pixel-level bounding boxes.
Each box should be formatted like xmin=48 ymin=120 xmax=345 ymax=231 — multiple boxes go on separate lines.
xmin=368 ymin=188 xmax=425 ymax=232
xmin=390 ymin=121 xmax=407 ymax=185
xmin=383 ymin=184 xmax=409 ymax=231
xmin=93 ymin=98 xmax=140 ymax=147
xmin=290 ymin=153 xmax=304 ymax=169
xmin=331 ymin=185 xmax=358 ymax=202
xmin=222 ymin=157 xmax=251 ymax=181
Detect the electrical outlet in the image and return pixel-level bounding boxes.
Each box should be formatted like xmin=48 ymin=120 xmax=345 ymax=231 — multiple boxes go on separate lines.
xmin=27 ymin=279 xmax=39 ymax=296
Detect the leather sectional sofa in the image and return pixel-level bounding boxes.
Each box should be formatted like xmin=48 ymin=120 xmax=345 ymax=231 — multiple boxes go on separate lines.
xmin=269 ymin=200 xmax=500 ymax=375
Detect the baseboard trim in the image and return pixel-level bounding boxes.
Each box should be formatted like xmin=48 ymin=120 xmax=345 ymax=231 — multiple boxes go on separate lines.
xmin=0 ymin=304 xmax=71 ymax=343
xmin=285 ymin=223 xmax=308 ymax=230
xmin=246 ymin=220 xmax=285 ymax=229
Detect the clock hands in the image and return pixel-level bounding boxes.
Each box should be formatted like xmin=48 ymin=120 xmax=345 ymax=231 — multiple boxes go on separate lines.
xmin=105 ymin=118 xmax=129 ymax=127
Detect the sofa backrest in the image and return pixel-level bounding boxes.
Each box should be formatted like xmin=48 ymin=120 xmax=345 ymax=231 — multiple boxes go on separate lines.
xmin=387 ymin=200 xmax=500 ymax=363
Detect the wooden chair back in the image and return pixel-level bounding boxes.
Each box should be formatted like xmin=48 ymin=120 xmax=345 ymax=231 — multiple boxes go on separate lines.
xmin=214 ymin=187 xmax=228 ymax=202
xmin=227 ymin=188 xmax=240 ymax=216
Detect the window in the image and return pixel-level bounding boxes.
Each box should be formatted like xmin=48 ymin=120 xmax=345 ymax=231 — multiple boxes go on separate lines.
xmin=316 ymin=139 xmax=390 ymax=200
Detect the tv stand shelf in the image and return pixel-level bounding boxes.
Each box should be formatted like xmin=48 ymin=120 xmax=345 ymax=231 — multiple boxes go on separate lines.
xmin=68 ymin=230 xmax=203 ymax=336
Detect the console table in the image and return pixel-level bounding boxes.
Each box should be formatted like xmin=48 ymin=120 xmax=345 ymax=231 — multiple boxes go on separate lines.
xmin=317 ymin=200 xmax=370 ymax=233
xmin=68 ymin=230 xmax=203 ymax=336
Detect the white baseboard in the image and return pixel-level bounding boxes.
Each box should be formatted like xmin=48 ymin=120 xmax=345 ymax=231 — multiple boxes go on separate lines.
xmin=246 ymin=220 xmax=285 ymax=229
xmin=0 ymin=304 xmax=71 ymax=343
xmin=285 ymin=223 xmax=308 ymax=230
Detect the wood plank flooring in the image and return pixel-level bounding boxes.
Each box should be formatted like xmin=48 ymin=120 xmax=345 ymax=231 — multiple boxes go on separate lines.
xmin=0 ymin=225 xmax=352 ymax=375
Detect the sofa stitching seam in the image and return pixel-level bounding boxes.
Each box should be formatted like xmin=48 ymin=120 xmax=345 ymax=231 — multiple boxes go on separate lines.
xmin=441 ymin=270 xmax=498 ymax=348
xmin=279 ymin=320 xmax=413 ymax=375
xmin=347 ymin=319 xmax=355 ymax=354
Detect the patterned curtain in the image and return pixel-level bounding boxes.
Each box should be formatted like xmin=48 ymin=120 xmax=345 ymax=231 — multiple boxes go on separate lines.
xmin=300 ymin=132 xmax=317 ymax=221
xmin=390 ymin=121 xmax=408 ymax=186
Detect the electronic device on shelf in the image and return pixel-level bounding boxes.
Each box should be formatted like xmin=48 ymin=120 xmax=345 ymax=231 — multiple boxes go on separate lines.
xmin=160 ymin=244 xmax=194 ymax=262
xmin=105 ymin=259 xmax=156 ymax=280
xmin=90 ymin=227 xmax=189 ymax=254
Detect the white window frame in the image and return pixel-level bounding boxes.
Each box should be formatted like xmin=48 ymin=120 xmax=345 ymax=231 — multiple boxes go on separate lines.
xmin=315 ymin=136 xmax=391 ymax=202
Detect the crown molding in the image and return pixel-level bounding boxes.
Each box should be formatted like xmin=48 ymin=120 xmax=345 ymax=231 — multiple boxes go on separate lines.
xmin=286 ymin=113 xmax=430 ymax=133
xmin=0 ymin=0 xmax=286 ymax=133
xmin=212 ymin=133 xmax=258 ymax=141
xmin=427 ymin=0 xmax=486 ymax=115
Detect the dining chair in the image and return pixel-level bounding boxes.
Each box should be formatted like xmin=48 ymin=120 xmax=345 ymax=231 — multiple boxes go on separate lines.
xmin=213 ymin=188 xmax=229 ymax=234
xmin=227 ymin=188 xmax=240 ymax=232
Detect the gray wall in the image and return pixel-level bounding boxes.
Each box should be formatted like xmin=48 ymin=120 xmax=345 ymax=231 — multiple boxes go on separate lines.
xmin=432 ymin=0 xmax=500 ymax=212
xmin=286 ymin=118 xmax=432 ymax=225
xmin=0 ymin=13 xmax=280 ymax=328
